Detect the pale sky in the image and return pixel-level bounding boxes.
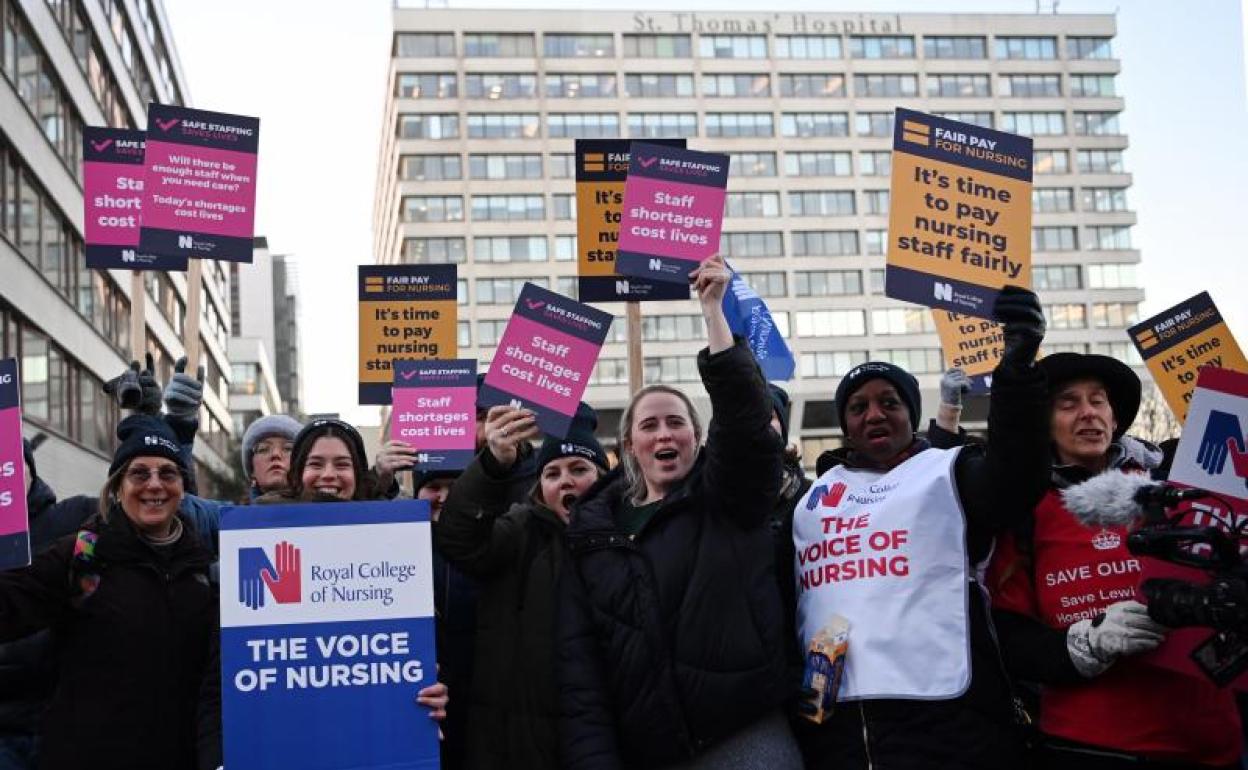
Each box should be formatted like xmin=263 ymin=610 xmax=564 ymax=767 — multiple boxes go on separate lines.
xmin=163 ymin=0 xmax=1248 ymax=425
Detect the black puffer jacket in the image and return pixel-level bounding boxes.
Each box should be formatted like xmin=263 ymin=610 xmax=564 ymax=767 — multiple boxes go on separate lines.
xmin=435 ymin=450 xmax=571 ymax=770
xmin=0 ymin=508 xmax=218 ymax=770
xmin=558 ymin=340 xmax=786 ymax=769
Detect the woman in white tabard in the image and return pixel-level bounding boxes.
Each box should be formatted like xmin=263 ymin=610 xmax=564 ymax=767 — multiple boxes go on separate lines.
xmin=792 ymin=286 xmax=1052 ymax=770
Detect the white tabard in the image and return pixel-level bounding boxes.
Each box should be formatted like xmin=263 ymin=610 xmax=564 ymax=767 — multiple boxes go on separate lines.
xmin=793 ymin=447 xmax=970 ymax=700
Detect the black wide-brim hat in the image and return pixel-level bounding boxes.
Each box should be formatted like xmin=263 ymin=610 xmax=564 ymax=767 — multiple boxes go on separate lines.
xmin=1039 ymin=352 xmax=1141 ymax=437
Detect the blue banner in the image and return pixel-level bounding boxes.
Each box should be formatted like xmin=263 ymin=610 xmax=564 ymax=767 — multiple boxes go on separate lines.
xmin=722 ymin=266 xmax=795 ymax=382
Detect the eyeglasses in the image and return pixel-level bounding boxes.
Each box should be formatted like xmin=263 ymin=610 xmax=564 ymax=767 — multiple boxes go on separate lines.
xmin=125 ymin=466 xmax=182 ymax=485
xmin=254 ymin=442 xmax=294 ymax=459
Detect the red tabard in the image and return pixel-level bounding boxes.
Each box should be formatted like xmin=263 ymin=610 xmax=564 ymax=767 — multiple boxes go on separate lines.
xmin=988 ymin=487 xmax=1241 ymax=765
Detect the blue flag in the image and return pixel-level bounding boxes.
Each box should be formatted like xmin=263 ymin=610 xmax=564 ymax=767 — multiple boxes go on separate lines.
xmin=722 ymin=265 xmax=796 ymax=381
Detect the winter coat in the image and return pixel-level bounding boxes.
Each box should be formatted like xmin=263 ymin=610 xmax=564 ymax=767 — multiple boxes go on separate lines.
xmin=435 ymin=450 xmax=570 ymax=770
xmin=0 ymin=506 xmax=218 ymax=770
xmin=792 ymin=359 xmax=1052 ymax=770
xmin=771 ymin=457 xmax=811 ymax=691
xmin=431 ymin=548 xmax=479 ymax=770
xmin=558 ymin=340 xmax=788 ymax=769
xmin=27 ymin=494 xmax=221 ymax=559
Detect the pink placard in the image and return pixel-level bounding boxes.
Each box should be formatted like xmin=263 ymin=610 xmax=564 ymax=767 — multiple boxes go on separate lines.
xmin=142 ymin=139 xmax=258 ymax=237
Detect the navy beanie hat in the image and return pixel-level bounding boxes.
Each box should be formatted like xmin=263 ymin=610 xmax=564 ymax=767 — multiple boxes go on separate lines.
xmin=835 ymin=362 xmax=922 ymax=433
xmin=110 ymin=414 xmax=186 ymax=476
xmin=768 ymin=384 xmax=792 ymax=444
xmin=536 ymin=403 xmax=609 ymax=473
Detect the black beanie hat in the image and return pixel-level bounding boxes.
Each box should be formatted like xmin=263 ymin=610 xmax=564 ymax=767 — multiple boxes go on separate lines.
xmin=536 ymin=403 xmax=609 ymax=473
xmin=412 ymin=469 xmax=461 ymax=494
xmin=768 ymin=384 xmax=792 ymax=444
xmin=109 ymin=414 xmax=185 ymax=476
xmin=835 ymin=362 xmax=922 ymax=433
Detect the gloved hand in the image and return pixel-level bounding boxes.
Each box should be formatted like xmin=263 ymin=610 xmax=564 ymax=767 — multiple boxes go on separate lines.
xmin=1066 ymin=600 xmax=1167 ymax=677
xmin=940 ymin=368 xmax=972 ymax=408
xmin=992 ymin=286 xmax=1045 ymax=367
xmin=164 ymin=356 xmax=205 ymax=419
xmin=103 ymin=353 xmax=161 ymax=414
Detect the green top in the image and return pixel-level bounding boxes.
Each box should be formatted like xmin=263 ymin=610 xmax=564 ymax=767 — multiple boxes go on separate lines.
xmin=617 ymin=499 xmax=663 ymax=537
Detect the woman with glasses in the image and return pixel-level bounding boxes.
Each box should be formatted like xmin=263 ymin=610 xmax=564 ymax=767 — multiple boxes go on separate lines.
xmin=0 ymin=415 xmax=220 ymax=769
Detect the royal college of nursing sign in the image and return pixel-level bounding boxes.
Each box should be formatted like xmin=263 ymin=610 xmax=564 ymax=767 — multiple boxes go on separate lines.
xmin=627 ymin=11 xmax=904 ymax=34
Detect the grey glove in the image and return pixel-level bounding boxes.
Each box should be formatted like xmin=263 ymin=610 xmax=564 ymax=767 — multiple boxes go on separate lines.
xmin=1066 ymin=600 xmax=1167 ymax=678
xmin=939 ymin=368 xmax=972 ymax=408
xmin=164 ymin=356 xmax=205 ymax=419
xmin=103 ymin=353 xmax=162 ymax=414
xmin=992 ymin=286 xmax=1045 ymax=367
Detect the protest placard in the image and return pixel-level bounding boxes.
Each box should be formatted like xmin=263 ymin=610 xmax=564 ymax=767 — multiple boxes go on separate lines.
xmin=575 ymin=139 xmax=690 ymax=302
xmin=139 ymin=104 xmax=258 ymax=263
xmin=83 ymin=127 xmax=187 ymax=271
xmin=220 ymin=500 xmax=440 ymax=769
xmin=931 ymin=310 xmax=1003 ymax=393
xmin=1128 ymin=292 xmax=1248 ymax=421
xmin=886 ymin=108 xmax=1032 ymax=320
xmin=477 ymin=283 xmax=612 ymax=438
xmin=391 ymin=359 xmax=476 ymax=472
xmin=616 ymin=143 xmax=729 ymax=285
xmin=0 ymin=359 xmax=30 ymax=571
xmin=358 ymin=265 xmax=458 ymax=406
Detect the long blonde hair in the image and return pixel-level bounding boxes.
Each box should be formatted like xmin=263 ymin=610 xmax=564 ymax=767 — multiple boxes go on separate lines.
xmin=618 ymin=385 xmax=703 ymax=504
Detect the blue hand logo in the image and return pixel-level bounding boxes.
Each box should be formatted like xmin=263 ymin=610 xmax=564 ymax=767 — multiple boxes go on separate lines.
xmin=238 ymin=547 xmax=276 ymax=610
xmin=1197 ymin=410 xmax=1244 ymax=475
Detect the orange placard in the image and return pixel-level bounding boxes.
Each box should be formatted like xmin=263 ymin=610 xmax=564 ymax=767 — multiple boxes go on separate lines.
xmin=358 ymin=265 xmax=457 ymax=405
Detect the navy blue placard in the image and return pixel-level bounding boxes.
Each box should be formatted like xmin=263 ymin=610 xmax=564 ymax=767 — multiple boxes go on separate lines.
xmin=577 ymin=275 xmax=691 ymax=303
xmin=510 ymin=282 xmax=613 ymax=346
xmin=893 ymin=107 xmax=1033 ymax=183
xmin=358 ymin=265 xmax=458 ymax=302
xmin=0 ymin=358 xmax=19 ymax=411
xmin=885 ymin=265 xmax=1000 ymax=320
xmin=147 ymin=104 xmax=261 ymax=155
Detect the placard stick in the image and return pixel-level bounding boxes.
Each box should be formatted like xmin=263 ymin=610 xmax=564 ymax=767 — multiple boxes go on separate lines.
xmin=129 ymin=270 xmax=146 ymax=362
xmin=627 ymin=301 xmax=643 ymax=394
xmin=183 ymin=259 xmax=204 ymax=372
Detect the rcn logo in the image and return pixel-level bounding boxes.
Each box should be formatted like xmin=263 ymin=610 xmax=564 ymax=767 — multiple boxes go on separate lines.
xmin=1198 ymin=410 xmax=1248 ymax=488
xmin=805 ymin=481 xmax=848 ymax=511
xmin=178 ymin=235 xmax=194 ymax=249
xmin=238 ymin=541 xmax=302 ymax=610
xmin=120 ymin=249 xmax=136 ymax=263
xmin=933 ymin=282 xmax=953 ymax=302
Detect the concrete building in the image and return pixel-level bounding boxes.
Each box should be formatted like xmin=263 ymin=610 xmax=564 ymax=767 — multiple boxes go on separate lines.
xmin=1 ymin=0 xmax=236 ymax=496
xmin=374 ymin=8 xmax=1142 ymax=459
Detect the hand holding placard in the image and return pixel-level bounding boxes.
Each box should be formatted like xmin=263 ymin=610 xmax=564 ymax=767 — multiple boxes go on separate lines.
xmin=691 ymin=254 xmax=734 ymax=356
xmin=484 ymin=406 xmax=540 ymax=469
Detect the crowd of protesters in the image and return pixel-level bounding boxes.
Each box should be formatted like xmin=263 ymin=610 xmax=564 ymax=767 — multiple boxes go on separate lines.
xmin=1 ymin=251 xmax=1243 ymax=770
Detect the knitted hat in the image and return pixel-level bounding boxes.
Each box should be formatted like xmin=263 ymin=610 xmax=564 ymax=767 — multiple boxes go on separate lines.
xmin=535 ymin=403 xmax=609 ymax=473
xmin=412 ymin=469 xmax=461 ymax=494
xmin=835 ymin=362 xmax=922 ymax=433
xmin=768 ymin=384 xmax=792 ymax=444
xmin=109 ymin=414 xmax=185 ymax=476
xmin=1039 ymin=353 xmax=1141 ymax=438
xmin=241 ymin=414 xmax=302 ymax=478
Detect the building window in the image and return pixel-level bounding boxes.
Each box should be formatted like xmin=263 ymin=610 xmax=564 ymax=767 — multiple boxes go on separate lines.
xmin=705 ymin=113 xmax=774 ymax=138
xmin=1044 ymin=303 xmax=1087 ymax=329
xmin=995 ymin=36 xmax=1057 ymax=60
xmin=801 ymin=351 xmax=868 ymax=378
xmin=855 ymin=112 xmax=894 ymax=137
xmin=551 ymin=194 xmax=574 ymax=221
xmin=792 ymin=230 xmax=858 ymax=257
xmin=457 ymin=279 xmax=468 ymax=305
xmin=402 ymin=195 xmax=463 ymax=223
xmin=476 ymin=319 xmax=509 ymax=347
xmin=869 ymin=268 xmax=886 ymax=294
xmin=775 ymin=35 xmax=842 ymax=59
xmin=740 ymin=271 xmax=786 ymax=298
xmin=476 ymin=277 xmax=548 ymax=305
xmin=543 ymin=33 xmax=614 ymax=58
xmin=471 ymin=195 xmax=545 ymax=222
xmin=400 ymin=154 xmax=462 ymax=181
xmin=849 ymin=35 xmax=915 ymax=59
xmin=1046 ymin=342 xmax=1089 ymax=355
xmin=396 ymin=73 xmax=457 ymax=98
xmin=923 ymin=36 xmax=986 ymax=59
xmin=1092 ymin=302 xmax=1138 ymax=328
xmin=1077 ymin=149 xmax=1124 ymax=174
xmin=871 ymin=307 xmax=935 ymax=335
xmin=858 ymin=151 xmax=891 ymax=176
xmin=404 ymin=237 xmax=465 ymax=264
xmin=789 ymin=190 xmax=855 ymax=217
xmin=623 ymin=73 xmax=693 ymax=98
xmin=795 ymin=270 xmax=862 ymax=297
xmin=862 ymin=190 xmax=890 ymax=215
xmin=555 ymin=235 xmax=575 ymax=261
xmin=998 ymin=74 xmax=1061 ymax=98
xmin=702 ymin=73 xmax=771 ymax=98
xmin=1032 ymin=188 xmax=1074 ymax=213
xmin=729 ymin=152 xmax=777 ymax=177
xmin=463 ymin=32 xmax=535 ymax=57
xmin=796 ymin=310 xmax=866 ymax=337
xmin=457 ymin=321 xmax=471 ymax=348
xmin=786 ymin=151 xmax=852 ymax=177
xmin=1033 ymin=226 xmax=1077 ymax=251
xmin=864 ymin=230 xmax=888 ymax=256
xmin=781 ymin=112 xmax=849 ymax=138
xmin=399 ymin=113 xmax=459 ymax=139
xmin=1032 ymin=264 xmax=1081 ymax=290
xmin=1087 ymin=263 xmax=1137 ymax=289
xmin=473 ymin=236 xmax=548 ymax=263
xmin=1000 ymin=112 xmax=1065 ymax=136
xmin=1081 ymin=187 xmax=1128 ymax=212
xmin=469 ymin=154 xmax=542 ymax=180
xmin=548 ymin=153 xmax=574 ymax=178
xmin=1086 ymin=226 xmax=1132 ymax=250
xmin=3 ymin=3 xmax=84 ymax=178
xmin=622 ymin=34 xmax=691 ymax=58
xmin=926 ymin=74 xmax=990 ymax=98
xmin=395 ymin=32 xmax=454 ymax=57
xmin=878 ymin=348 xmax=943 ymax=374
xmin=546 ymin=73 xmax=617 ymax=99
xmin=720 ymin=231 xmax=784 ymax=258
xmin=854 ymin=74 xmax=917 ymax=98
xmin=1093 ymin=342 xmax=1142 ymax=366
xmin=1069 ymin=74 xmax=1116 ymax=97
xmin=725 ymin=192 xmax=781 ymax=218
xmin=1034 ymin=149 xmax=1069 ymax=174
xmin=589 ymin=358 xmax=629 ymax=386
xmin=467 ymin=113 xmax=540 ymax=139
xmin=698 ymin=35 xmax=767 ymax=59
xmin=644 ymin=356 xmax=701 ymax=384
xmin=1067 ymin=37 xmax=1112 ymax=60
xmin=778 ymin=73 xmax=845 ymax=97
xmin=642 ymin=315 xmax=705 ymax=342
xmin=464 ymin=73 xmax=537 ymax=99
xmin=628 ymin=112 xmax=697 ymax=138
xmin=1073 ymin=111 xmax=1121 ymax=136
xmin=933 ymin=112 xmax=993 ymax=129
xmin=547 ymin=113 xmax=618 ymax=138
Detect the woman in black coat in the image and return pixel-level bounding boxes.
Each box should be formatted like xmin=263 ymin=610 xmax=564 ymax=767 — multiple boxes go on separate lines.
xmin=558 ymin=254 xmax=801 ymax=769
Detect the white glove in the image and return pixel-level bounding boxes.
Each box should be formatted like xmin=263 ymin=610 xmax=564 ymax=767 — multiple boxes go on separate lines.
xmin=1066 ymin=600 xmax=1167 ymax=677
